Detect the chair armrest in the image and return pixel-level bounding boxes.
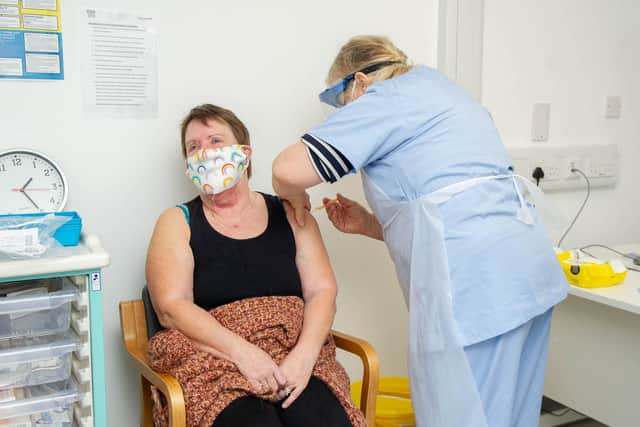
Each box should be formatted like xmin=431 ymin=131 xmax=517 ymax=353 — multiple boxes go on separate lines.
xmin=120 ymin=300 xmax=185 ymax=426
xmin=125 ymin=344 xmax=186 ymax=425
xmin=126 ymin=346 xmax=185 ymax=408
xmin=331 ymin=330 xmax=379 ymax=426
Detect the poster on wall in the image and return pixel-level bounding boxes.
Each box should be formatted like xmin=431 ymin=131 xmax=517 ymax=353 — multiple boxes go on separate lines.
xmin=81 ymin=8 xmax=158 ymax=118
xmin=0 ymin=0 xmax=63 ymax=80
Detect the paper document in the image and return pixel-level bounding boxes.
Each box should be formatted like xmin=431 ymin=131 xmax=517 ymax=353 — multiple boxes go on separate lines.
xmin=26 ymin=52 xmax=59 ymax=73
xmin=22 ymin=0 xmax=57 ymax=11
xmin=24 ymin=32 xmax=59 ymax=53
xmin=22 ymin=14 xmax=58 ymax=31
xmin=0 ymin=58 xmax=22 ymax=76
xmin=0 ymin=6 xmax=18 ymax=15
xmin=0 ymin=15 xmax=19 ymax=28
xmin=82 ymin=8 xmax=158 ymax=118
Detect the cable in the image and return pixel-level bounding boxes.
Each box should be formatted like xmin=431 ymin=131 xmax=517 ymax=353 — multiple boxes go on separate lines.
xmin=557 ymin=168 xmax=590 ymax=248
xmin=580 ymin=246 xmax=640 ymax=273
xmin=580 ymin=244 xmax=635 ymax=260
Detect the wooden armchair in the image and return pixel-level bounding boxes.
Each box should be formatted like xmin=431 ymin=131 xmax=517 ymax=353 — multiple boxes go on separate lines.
xmin=119 ymin=289 xmax=379 ymax=426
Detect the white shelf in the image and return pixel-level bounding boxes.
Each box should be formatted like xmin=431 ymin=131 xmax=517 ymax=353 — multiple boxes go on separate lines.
xmin=0 ymin=234 xmax=110 ymax=281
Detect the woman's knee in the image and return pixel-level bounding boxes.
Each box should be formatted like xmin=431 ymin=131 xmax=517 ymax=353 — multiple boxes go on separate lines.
xmin=280 ymin=377 xmax=352 ymax=427
xmin=213 ymin=396 xmax=282 ymax=427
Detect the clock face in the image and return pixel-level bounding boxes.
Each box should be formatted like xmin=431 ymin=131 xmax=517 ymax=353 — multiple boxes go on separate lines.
xmin=0 ymin=149 xmax=67 ymax=214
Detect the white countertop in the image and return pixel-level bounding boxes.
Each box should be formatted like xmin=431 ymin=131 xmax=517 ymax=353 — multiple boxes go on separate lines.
xmin=0 ymin=233 xmax=110 ymax=280
xmin=565 ymin=244 xmax=640 ymax=315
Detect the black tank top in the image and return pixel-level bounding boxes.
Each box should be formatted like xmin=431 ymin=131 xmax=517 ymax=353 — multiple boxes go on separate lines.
xmin=183 ymin=193 xmax=303 ymax=311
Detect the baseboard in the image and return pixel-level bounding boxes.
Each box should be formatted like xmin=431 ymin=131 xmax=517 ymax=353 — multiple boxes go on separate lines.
xmin=539 ymin=410 xmax=589 ymax=426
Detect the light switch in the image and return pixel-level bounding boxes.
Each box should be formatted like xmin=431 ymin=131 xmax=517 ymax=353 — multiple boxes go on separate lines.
xmin=531 ymin=103 xmax=550 ymax=142
xmin=605 ymin=96 xmax=621 ymax=118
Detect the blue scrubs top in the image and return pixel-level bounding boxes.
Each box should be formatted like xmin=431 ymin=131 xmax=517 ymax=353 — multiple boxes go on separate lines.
xmin=304 ymin=66 xmax=568 ymax=346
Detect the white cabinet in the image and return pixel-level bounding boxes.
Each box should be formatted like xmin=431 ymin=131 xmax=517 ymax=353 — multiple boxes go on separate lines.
xmin=0 ymin=234 xmax=109 ymax=426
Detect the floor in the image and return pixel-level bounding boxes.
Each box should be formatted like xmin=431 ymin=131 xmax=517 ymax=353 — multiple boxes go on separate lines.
xmin=539 ymin=408 xmax=608 ymax=427
xmin=566 ymin=421 xmax=606 ymax=427
xmin=540 ymin=397 xmax=608 ymax=427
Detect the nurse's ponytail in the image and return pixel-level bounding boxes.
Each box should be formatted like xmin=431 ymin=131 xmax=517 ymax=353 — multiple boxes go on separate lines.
xmin=327 ymin=35 xmax=413 ymax=85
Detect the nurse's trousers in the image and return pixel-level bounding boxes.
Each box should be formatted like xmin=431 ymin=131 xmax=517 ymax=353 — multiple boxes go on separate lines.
xmin=464 ymin=308 xmax=554 ymax=427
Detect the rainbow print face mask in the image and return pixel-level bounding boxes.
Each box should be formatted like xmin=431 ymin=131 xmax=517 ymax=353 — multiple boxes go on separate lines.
xmin=186 ymin=144 xmax=249 ymax=195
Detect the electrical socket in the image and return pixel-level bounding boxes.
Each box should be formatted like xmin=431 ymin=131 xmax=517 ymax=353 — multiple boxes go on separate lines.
xmin=583 ymin=157 xmax=599 ymax=177
xmin=508 ymin=144 xmax=618 ymax=191
xmin=537 ymin=160 xmax=561 ymax=181
xmin=565 ymin=157 xmax=581 ymax=179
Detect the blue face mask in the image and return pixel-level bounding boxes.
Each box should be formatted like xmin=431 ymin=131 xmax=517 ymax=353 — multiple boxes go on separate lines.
xmin=318 ymin=61 xmax=402 ymax=108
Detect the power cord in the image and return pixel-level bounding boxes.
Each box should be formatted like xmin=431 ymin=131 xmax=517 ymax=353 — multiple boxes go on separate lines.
xmin=557 ymin=168 xmax=590 ymax=248
xmin=539 ymin=167 xmax=640 ymax=273
xmin=580 ymin=244 xmax=640 ymax=273
xmin=532 ymin=167 xmax=545 ymax=186
xmin=580 ymin=244 xmax=640 ymax=263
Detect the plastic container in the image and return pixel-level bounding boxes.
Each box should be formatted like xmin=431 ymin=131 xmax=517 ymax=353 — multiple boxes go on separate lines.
xmin=351 ymin=376 xmax=415 ymax=427
xmin=52 ymin=212 xmax=82 ymax=247
xmin=0 ymin=277 xmax=79 ymax=339
xmin=0 ymin=212 xmax=82 ymax=247
xmin=0 ymin=379 xmax=79 ymax=425
xmin=0 ymin=331 xmax=80 ymax=390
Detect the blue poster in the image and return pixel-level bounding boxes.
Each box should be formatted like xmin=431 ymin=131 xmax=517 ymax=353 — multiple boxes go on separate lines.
xmin=0 ymin=30 xmax=63 ymax=80
xmin=0 ymin=0 xmax=64 ymax=80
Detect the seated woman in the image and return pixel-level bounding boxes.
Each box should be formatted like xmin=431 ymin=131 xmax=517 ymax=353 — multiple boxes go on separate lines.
xmin=145 ymin=104 xmax=364 ymax=427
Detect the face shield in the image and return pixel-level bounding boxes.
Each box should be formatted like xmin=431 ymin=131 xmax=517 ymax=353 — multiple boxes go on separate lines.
xmin=318 ymin=77 xmax=353 ymax=108
xmin=317 ymin=60 xmax=402 ymax=108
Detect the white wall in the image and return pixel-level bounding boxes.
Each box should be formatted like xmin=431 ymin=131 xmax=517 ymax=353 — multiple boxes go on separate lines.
xmin=0 ymin=0 xmax=439 ymax=424
xmin=482 ymin=0 xmax=640 ymax=248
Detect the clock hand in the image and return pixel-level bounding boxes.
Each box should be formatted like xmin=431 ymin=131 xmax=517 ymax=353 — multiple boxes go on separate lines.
xmin=20 ymin=177 xmax=33 ymax=191
xmin=22 ymin=191 xmax=41 ymax=210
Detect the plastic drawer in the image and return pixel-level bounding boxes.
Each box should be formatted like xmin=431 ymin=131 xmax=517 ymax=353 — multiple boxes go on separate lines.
xmin=0 ymin=331 xmax=80 ymax=391
xmin=0 ymin=278 xmax=79 ymax=340
xmin=0 ymin=379 xmax=79 ymax=425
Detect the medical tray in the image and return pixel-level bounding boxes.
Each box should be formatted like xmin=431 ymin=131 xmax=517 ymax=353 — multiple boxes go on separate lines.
xmin=0 ymin=378 xmax=79 ymax=424
xmin=0 ymin=277 xmax=79 ymax=339
xmin=0 ymin=331 xmax=80 ymax=390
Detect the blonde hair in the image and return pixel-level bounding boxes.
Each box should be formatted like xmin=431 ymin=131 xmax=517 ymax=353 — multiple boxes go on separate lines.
xmin=327 ymin=35 xmax=413 ymax=86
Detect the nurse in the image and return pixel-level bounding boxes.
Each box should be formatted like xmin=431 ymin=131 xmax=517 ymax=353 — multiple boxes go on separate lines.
xmin=272 ymin=35 xmax=569 ymax=427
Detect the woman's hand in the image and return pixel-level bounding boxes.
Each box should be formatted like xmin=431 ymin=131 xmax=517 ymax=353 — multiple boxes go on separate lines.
xmin=323 ymin=193 xmax=383 ymax=240
xmin=277 ymin=350 xmax=316 ymax=408
xmin=232 ymin=342 xmax=287 ymax=395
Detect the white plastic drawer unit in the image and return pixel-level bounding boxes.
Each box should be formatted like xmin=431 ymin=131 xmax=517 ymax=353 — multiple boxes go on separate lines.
xmin=0 ymin=277 xmax=79 ymax=339
xmin=0 ymin=234 xmax=110 ymax=426
xmin=0 ymin=379 xmax=80 ymax=425
xmin=0 ymin=331 xmax=80 ymax=390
